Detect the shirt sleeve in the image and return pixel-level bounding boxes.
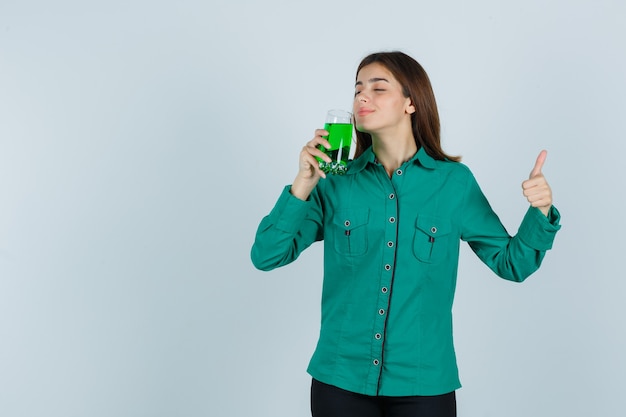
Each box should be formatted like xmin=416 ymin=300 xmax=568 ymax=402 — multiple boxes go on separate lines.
xmin=460 ymin=172 xmax=561 ymax=282
xmin=250 ymin=185 xmax=324 ymax=271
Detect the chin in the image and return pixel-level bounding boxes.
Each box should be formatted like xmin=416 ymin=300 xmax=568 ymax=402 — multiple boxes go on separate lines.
xmin=355 ymin=122 xmax=374 ymax=134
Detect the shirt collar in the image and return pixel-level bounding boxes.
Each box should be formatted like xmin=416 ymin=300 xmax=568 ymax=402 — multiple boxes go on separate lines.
xmin=413 ymin=146 xmax=438 ymax=169
xmin=348 ymin=146 xmax=438 ymax=174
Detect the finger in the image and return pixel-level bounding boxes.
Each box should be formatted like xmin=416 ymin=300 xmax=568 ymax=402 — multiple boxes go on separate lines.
xmin=528 ymin=196 xmax=552 ymax=208
xmin=523 ymin=184 xmax=552 ymax=205
xmin=312 ymin=129 xmax=329 ymax=141
xmin=529 ymin=150 xmax=547 ymax=179
xmin=522 ymin=181 xmax=549 ymax=195
xmin=317 ymin=166 xmax=326 ymax=179
xmin=304 ymin=144 xmax=332 ymax=162
xmin=306 ymin=138 xmax=330 ymax=152
xmin=301 ymin=146 xmax=330 ymax=171
xmin=521 ymin=175 xmax=546 ymax=190
xmin=304 ymin=153 xmax=327 ymax=179
xmin=535 ymin=196 xmax=552 ymax=206
xmin=311 ymin=130 xmax=331 ymax=149
xmin=525 ymin=187 xmax=551 ymax=202
xmin=311 ymin=139 xmax=331 ymax=150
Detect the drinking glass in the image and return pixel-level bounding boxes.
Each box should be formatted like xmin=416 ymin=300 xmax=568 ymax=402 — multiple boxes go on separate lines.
xmin=317 ymin=109 xmax=353 ymax=175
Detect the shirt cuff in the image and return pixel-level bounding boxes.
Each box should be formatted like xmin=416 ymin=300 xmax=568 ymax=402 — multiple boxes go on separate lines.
xmin=517 ymin=205 xmax=562 ymax=250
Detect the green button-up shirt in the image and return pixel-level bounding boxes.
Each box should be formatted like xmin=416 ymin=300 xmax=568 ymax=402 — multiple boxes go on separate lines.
xmin=251 ymin=146 xmax=561 ymax=396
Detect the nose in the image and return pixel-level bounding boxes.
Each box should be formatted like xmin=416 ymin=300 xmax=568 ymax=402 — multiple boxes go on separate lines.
xmin=358 ymin=94 xmax=368 ymax=103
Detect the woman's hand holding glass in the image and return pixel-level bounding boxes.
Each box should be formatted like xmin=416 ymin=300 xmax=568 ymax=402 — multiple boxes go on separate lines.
xmin=290 ymin=129 xmax=331 ymax=201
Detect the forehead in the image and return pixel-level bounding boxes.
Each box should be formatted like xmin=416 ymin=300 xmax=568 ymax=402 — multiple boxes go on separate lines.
xmin=356 ymin=62 xmax=396 ymax=83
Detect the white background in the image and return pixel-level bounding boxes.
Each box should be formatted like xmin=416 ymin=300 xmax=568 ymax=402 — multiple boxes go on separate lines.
xmin=1 ymin=0 xmax=625 ymax=416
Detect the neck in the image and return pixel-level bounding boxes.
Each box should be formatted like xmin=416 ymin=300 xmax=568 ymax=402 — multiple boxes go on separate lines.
xmin=371 ymin=131 xmax=417 ymax=177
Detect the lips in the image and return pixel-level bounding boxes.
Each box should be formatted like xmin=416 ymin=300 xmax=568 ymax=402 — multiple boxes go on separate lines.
xmin=357 ymin=108 xmax=374 ymax=117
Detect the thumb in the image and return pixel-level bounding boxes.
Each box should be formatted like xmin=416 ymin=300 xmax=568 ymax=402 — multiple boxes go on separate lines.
xmin=530 ymin=150 xmax=547 ymax=178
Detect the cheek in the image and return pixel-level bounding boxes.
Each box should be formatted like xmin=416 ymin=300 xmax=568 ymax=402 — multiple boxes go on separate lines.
xmin=390 ymin=98 xmax=410 ymax=114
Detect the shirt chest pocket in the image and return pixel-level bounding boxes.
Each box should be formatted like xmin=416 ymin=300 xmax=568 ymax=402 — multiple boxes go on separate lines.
xmin=332 ymin=209 xmax=369 ymax=257
xmin=413 ymin=215 xmax=452 ymax=264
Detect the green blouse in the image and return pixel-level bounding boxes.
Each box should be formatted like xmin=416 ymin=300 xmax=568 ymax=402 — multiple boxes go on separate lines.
xmin=251 ymin=146 xmax=561 ymax=396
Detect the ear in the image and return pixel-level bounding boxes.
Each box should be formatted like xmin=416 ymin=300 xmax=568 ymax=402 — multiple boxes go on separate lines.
xmin=406 ymin=99 xmax=416 ymax=115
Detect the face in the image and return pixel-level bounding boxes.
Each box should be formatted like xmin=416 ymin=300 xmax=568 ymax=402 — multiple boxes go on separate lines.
xmin=353 ymin=62 xmax=415 ymax=135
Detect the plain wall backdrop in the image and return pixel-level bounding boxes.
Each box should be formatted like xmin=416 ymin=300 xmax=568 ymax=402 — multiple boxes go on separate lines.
xmin=1 ymin=0 xmax=625 ymax=416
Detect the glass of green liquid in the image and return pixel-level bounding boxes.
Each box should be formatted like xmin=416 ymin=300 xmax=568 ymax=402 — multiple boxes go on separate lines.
xmin=317 ymin=109 xmax=353 ymax=175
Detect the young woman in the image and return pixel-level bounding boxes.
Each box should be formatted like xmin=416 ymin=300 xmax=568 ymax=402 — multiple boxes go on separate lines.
xmin=251 ymin=51 xmax=560 ymax=417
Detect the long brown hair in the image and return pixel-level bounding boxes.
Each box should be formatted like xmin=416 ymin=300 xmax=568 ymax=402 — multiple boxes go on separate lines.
xmin=353 ymin=51 xmax=460 ymax=162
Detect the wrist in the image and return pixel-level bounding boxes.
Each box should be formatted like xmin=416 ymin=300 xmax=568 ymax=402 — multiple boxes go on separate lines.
xmin=291 ymin=176 xmax=317 ymax=201
xmin=538 ymin=205 xmax=551 ymax=217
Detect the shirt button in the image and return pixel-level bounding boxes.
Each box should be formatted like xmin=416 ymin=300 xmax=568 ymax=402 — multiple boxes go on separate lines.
xmin=387 ymin=241 xmax=394 ymax=248
xmin=373 ymin=359 xmax=380 ymax=366
xmin=396 ymin=169 xmax=403 ymax=176
xmin=384 ymin=264 xmax=391 ymax=271
xmin=345 ymin=220 xmax=351 ymax=227
xmin=389 ymin=217 xmax=396 ymax=223
xmin=379 ymin=309 xmax=385 ymax=315
xmin=375 ymin=333 xmax=382 ymax=340
xmin=389 ymin=193 xmax=395 ymax=200
xmin=381 ymin=287 xmax=388 ymax=293
xmin=431 ymin=226 xmax=437 ymax=234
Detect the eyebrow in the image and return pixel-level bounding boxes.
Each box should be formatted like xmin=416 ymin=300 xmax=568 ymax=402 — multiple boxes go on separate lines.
xmin=355 ymin=77 xmax=390 ymax=87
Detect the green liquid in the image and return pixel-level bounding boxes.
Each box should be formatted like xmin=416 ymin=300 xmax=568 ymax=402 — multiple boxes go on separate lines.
xmin=317 ymin=122 xmax=353 ymax=175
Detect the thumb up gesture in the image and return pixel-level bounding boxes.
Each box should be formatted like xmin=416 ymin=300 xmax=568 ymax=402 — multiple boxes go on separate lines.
xmin=522 ymin=150 xmax=553 ymax=217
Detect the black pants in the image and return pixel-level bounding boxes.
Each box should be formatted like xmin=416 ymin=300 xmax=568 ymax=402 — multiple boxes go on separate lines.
xmin=311 ymin=379 xmax=456 ymax=417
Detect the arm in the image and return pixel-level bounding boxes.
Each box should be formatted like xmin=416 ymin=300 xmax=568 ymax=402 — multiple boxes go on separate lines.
xmin=460 ymin=169 xmax=561 ymax=282
xmin=250 ymin=185 xmax=324 ymax=271
xmin=250 ymin=129 xmax=331 ymax=271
